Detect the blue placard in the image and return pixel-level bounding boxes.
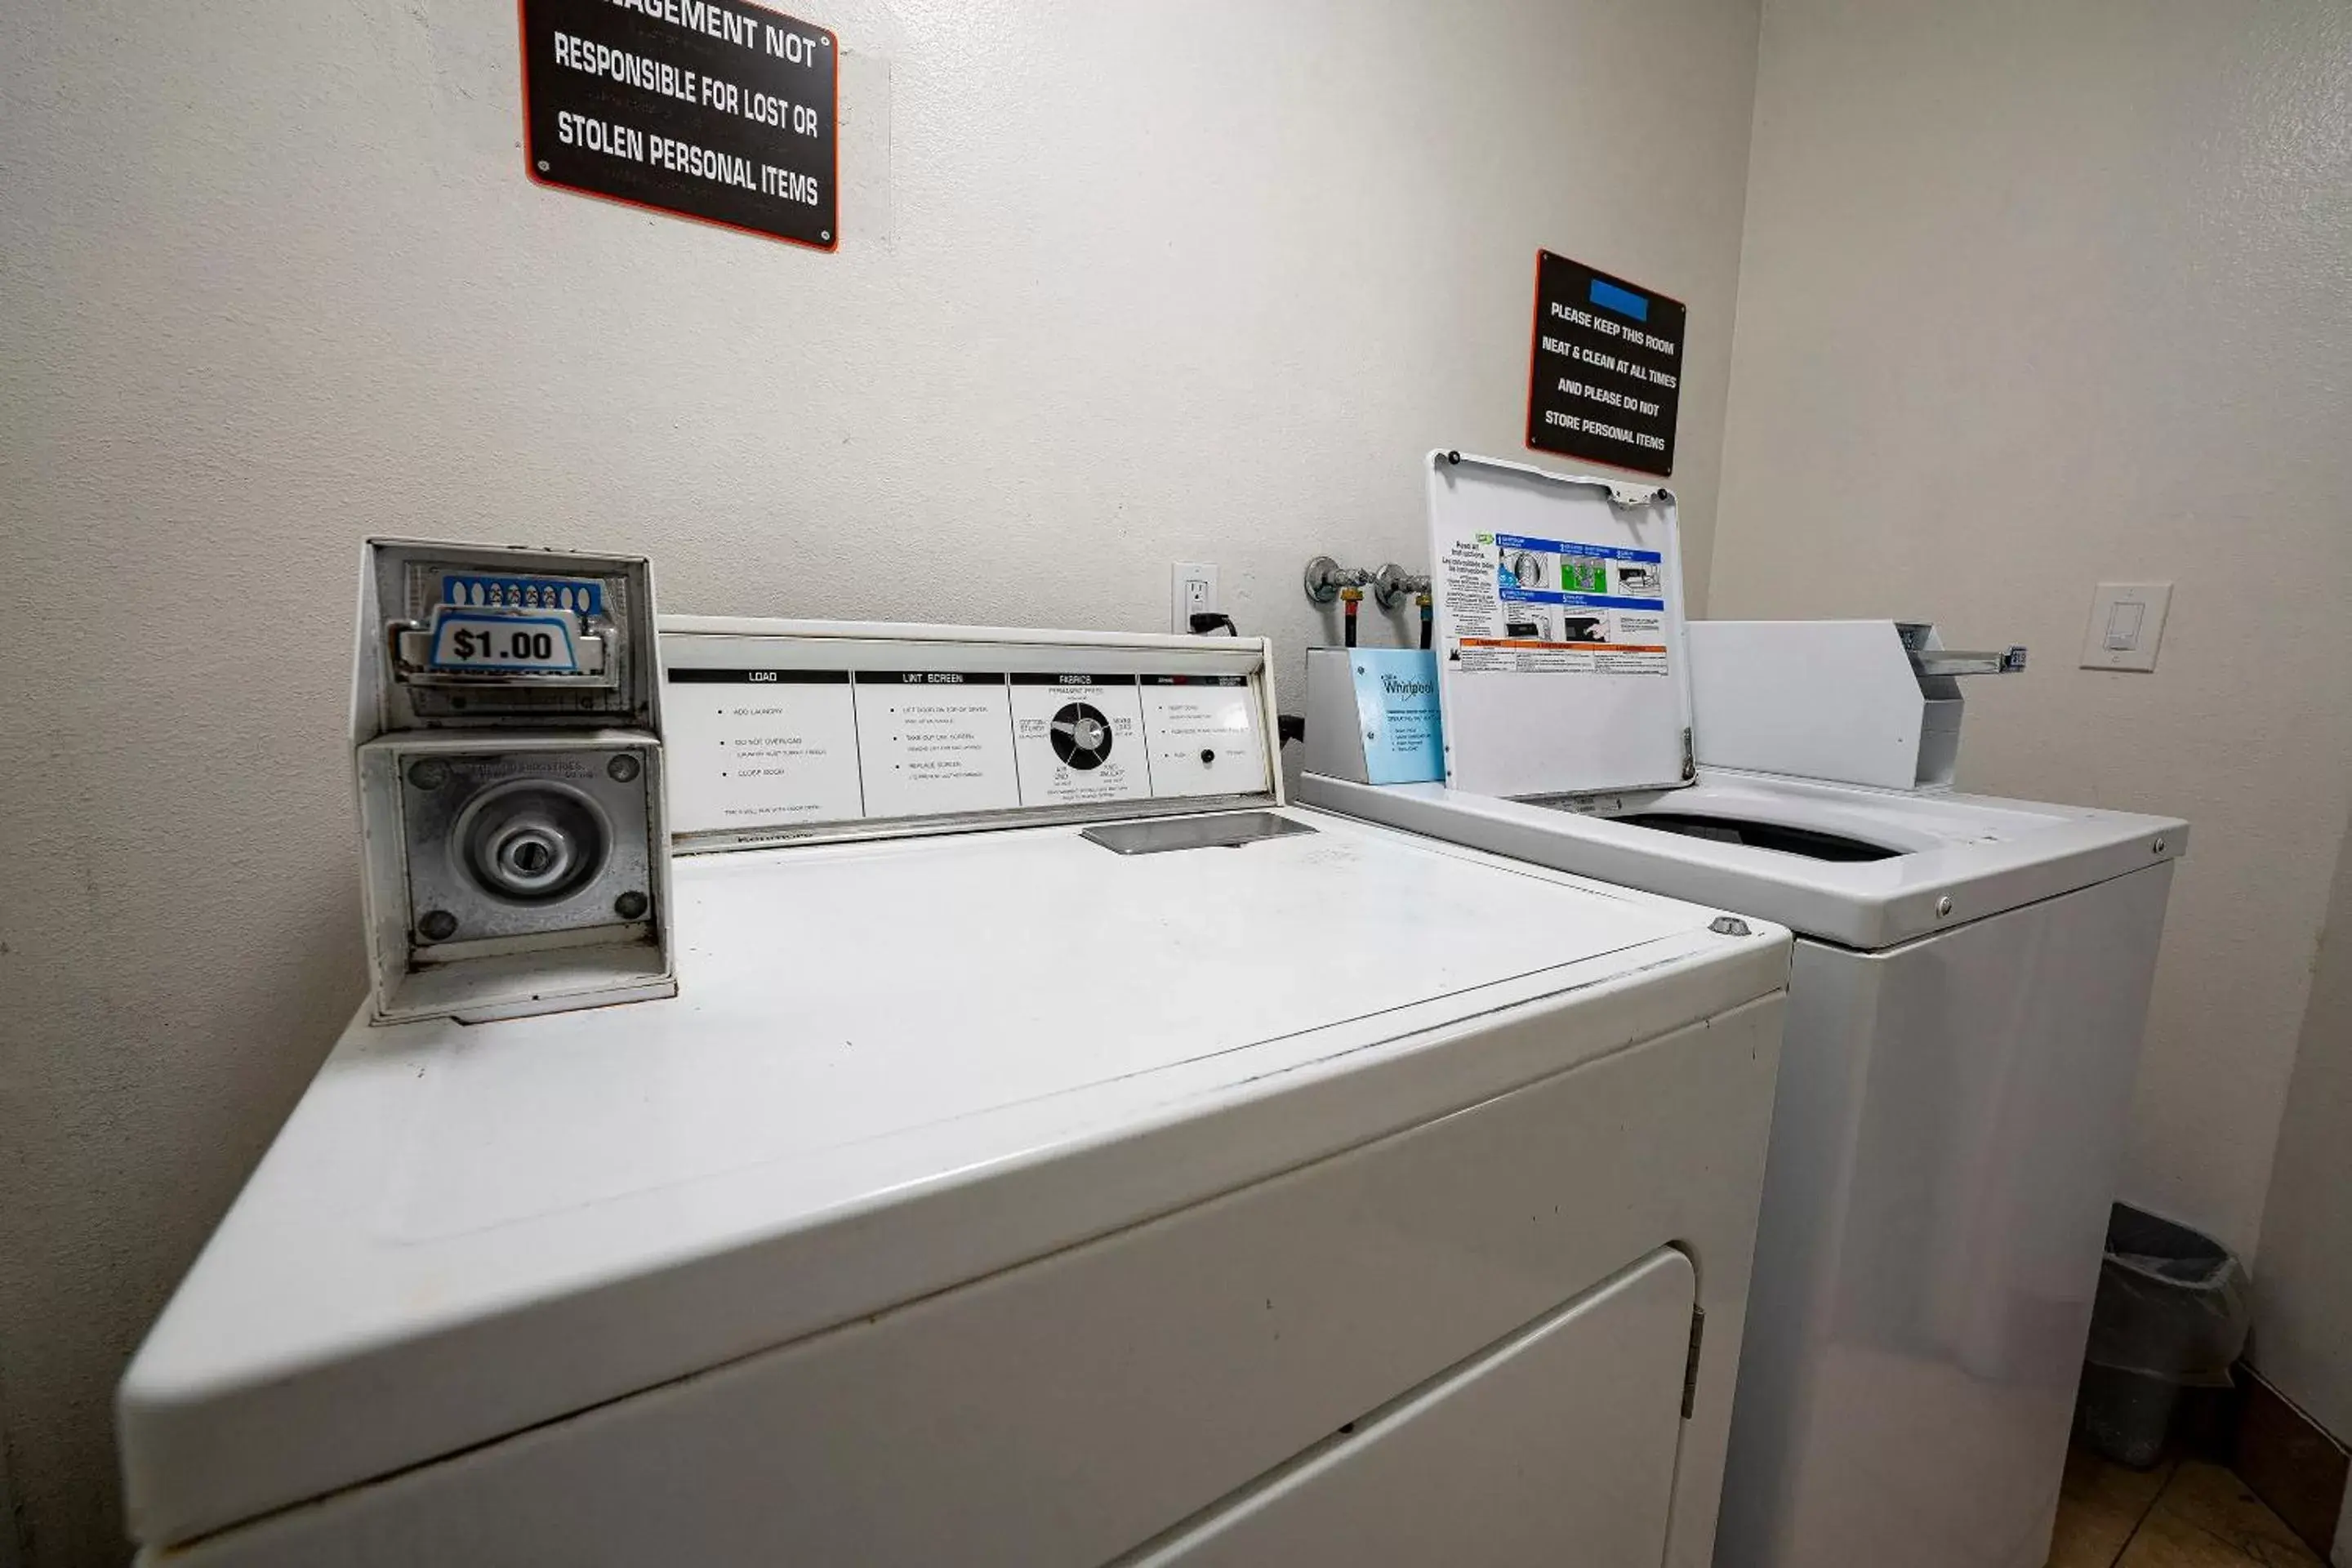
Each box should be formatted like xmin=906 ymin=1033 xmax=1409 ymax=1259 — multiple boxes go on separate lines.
xmin=1348 ymin=648 xmax=1444 ymax=785
xmin=1588 ymin=276 xmax=1650 ymax=322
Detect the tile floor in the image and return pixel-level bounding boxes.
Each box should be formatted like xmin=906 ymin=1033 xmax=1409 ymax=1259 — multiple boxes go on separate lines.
xmin=2048 ymin=1448 xmax=2325 ymax=1567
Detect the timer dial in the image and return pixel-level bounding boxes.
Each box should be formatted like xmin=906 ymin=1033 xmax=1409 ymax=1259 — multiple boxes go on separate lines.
xmin=1049 ymin=702 xmax=1115 ymax=771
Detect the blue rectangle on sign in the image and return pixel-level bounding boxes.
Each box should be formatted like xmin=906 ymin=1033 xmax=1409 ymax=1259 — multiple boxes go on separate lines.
xmin=1493 ymin=533 xmax=1662 ymax=563
xmin=1349 ymin=648 xmax=1444 ymax=785
xmin=1498 ymin=591 xmax=1667 ymax=612
xmin=1588 ymin=277 xmax=1650 ymax=322
xmin=1530 ymin=250 xmax=1682 ymax=474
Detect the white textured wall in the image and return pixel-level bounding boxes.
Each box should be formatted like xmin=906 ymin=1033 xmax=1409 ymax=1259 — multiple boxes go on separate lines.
xmin=1713 ymin=0 xmax=2352 ymax=1261
xmin=0 ymin=1 xmax=1763 ymax=1559
xmin=2254 ymin=812 xmax=2352 ymax=1440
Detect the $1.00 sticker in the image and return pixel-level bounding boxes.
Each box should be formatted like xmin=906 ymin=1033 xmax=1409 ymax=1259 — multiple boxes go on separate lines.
xmin=428 ymin=610 xmax=580 ymax=672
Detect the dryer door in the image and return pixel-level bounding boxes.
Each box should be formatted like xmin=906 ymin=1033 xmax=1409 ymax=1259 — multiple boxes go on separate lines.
xmin=1125 ymin=1246 xmax=1696 ymax=1567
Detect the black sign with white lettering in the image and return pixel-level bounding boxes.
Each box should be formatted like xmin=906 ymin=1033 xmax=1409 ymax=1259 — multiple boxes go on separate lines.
xmin=1525 ymin=251 xmax=1684 ymax=476
xmin=666 ymin=668 xmax=848 ymax=682
xmin=521 ymin=0 xmax=836 ymax=250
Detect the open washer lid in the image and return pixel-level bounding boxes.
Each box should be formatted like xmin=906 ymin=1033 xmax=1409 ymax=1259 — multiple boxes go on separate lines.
xmin=1428 ymin=452 xmax=1692 ymax=800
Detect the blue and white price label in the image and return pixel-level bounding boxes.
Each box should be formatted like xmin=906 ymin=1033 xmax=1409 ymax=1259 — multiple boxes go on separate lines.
xmin=427 ymin=608 xmax=582 ymax=673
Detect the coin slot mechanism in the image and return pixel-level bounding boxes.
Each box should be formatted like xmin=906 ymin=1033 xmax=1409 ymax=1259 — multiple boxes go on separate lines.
xmin=354 ymin=540 xmax=672 ymax=1024
xmin=389 ymin=572 xmax=618 ymax=690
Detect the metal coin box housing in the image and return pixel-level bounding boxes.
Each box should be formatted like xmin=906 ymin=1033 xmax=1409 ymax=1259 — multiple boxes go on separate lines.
xmin=351 ymin=540 xmax=674 ymax=1024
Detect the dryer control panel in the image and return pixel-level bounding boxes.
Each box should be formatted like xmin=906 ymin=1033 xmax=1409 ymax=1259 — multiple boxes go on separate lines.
xmin=657 ymin=618 xmax=1282 ymax=851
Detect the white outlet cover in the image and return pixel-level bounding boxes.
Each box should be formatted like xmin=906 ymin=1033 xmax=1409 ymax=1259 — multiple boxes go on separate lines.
xmin=2080 ymin=582 xmax=2172 ymax=672
xmin=1170 ymin=562 xmax=1218 ymax=633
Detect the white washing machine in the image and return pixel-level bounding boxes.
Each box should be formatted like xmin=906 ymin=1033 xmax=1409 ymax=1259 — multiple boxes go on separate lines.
xmin=1301 ymin=452 xmax=2188 ymax=1568
xmin=118 ymin=617 xmax=1792 ymax=1568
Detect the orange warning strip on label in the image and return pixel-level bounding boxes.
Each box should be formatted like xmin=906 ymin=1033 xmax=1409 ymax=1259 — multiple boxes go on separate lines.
xmin=1461 ymin=638 xmax=1669 ymax=652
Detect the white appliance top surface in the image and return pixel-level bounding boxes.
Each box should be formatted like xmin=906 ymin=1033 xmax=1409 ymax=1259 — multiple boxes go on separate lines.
xmin=121 ymin=807 xmax=1787 ymax=1548
xmin=1300 ymin=768 xmax=2186 ymax=951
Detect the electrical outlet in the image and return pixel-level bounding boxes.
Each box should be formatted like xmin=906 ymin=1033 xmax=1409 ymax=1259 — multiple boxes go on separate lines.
xmin=1171 ymin=562 xmax=1219 ymax=633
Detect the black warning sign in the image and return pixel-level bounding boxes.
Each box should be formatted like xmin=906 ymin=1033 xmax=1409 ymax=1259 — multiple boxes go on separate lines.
xmin=1525 ymin=251 xmax=1685 ymax=476
xmin=521 ymin=0 xmax=836 ymax=251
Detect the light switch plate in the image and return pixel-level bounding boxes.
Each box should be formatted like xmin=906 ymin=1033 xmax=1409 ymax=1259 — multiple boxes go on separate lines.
xmin=2080 ymin=582 xmax=2172 ymax=672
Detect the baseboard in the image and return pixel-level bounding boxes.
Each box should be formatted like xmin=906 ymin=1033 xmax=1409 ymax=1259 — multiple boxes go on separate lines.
xmin=2234 ymin=1362 xmax=2350 ymax=1560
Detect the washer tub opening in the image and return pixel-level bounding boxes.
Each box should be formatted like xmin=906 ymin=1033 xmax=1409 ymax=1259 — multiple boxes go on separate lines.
xmin=1613 ymin=812 xmax=1902 ymax=862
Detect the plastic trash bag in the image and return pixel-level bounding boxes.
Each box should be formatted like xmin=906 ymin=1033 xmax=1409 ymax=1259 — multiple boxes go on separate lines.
xmin=2082 ymin=1203 xmax=2251 ymax=1388
xmin=2074 ymin=1203 xmax=2252 ymax=1468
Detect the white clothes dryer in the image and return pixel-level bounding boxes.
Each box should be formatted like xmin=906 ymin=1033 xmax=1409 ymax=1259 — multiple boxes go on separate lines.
xmin=119 ymin=617 xmax=1791 ymax=1568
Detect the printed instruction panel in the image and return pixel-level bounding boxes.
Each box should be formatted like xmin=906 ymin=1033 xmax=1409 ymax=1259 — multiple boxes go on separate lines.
xmin=1437 ymin=528 xmax=1670 ymax=677
xmin=665 ymin=670 xmax=864 ymax=831
xmin=853 ymin=671 xmax=1022 ymax=818
xmin=665 ymin=662 xmax=1266 ymax=833
xmin=1138 ymin=675 xmax=1260 ymax=799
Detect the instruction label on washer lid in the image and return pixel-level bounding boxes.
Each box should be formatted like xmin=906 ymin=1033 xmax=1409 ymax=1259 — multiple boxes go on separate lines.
xmin=1140 ymin=675 xmax=1264 ymax=799
xmin=664 ymin=669 xmax=864 ymax=830
xmin=853 ymin=671 xmax=1021 ymax=819
xmin=1009 ymin=674 xmax=1152 ymax=805
xmin=1438 ymin=528 xmax=1669 ymax=676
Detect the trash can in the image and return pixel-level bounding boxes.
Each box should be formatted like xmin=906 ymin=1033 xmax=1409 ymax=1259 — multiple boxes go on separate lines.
xmin=2073 ymin=1202 xmax=2252 ymax=1468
